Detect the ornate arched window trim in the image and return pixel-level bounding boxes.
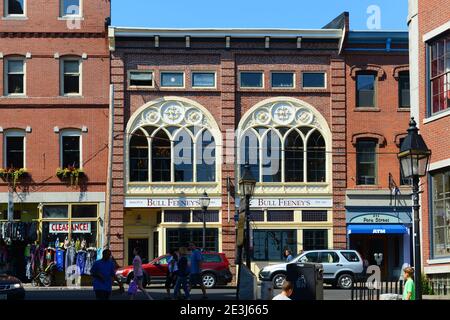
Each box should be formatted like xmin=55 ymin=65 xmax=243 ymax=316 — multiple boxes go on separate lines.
xmin=350 ymin=64 xmax=386 ymax=80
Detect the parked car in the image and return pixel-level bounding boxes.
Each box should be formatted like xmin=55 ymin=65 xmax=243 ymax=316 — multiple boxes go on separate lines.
xmin=258 ymin=250 xmax=364 ymax=289
xmin=116 ymin=252 xmax=233 ymax=289
xmin=0 ymin=274 xmax=25 ymax=300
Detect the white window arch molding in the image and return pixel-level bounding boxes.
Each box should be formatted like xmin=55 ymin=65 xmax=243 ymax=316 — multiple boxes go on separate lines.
xmin=237 ymin=97 xmax=333 ymax=194
xmin=125 ymin=97 xmax=222 ymax=194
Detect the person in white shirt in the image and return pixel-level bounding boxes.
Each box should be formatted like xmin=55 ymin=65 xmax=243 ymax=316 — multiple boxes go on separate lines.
xmin=273 ymin=281 xmax=294 ymax=300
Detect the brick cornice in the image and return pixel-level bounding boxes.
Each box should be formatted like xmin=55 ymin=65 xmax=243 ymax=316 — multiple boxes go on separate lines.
xmin=0 ymin=32 xmax=106 ymax=38
xmin=351 ymin=132 xmax=387 ymax=146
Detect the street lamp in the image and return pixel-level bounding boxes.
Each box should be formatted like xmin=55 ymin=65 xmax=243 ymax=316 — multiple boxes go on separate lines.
xmin=200 ymin=191 xmax=211 ymax=250
xmin=239 ymin=163 xmax=256 ymax=268
xmin=398 ymin=118 xmax=431 ymax=300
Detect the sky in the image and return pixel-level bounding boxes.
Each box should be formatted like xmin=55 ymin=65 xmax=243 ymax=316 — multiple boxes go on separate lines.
xmin=112 ymin=0 xmax=408 ymax=30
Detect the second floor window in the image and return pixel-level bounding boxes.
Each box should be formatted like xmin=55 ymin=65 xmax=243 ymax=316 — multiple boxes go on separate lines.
xmin=5 ymin=59 xmax=24 ymax=95
xmin=302 ymin=72 xmax=326 ymax=89
xmin=61 ymin=133 xmax=81 ymax=168
xmin=356 ymin=72 xmax=376 ymax=108
xmin=398 ymin=71 xmax=410 ymax=108
xmin=61 ymin=0 xmax=80 ymax=17
xmin=161 ymin=72 xmax=184 ymax=87
xmin=429 ymin=35 xmax=450 ymax=115
xmin=356 ymin=140 xmax=377 ymax=185
xmin=4 ymin=0 xmax=25 ymax=16
xmin=271 ymin=72 xmax=294 ymax=88
xmin=240 ymin=72 xmax=263 ymax=88
xmin=129 ymin=71 xmax=153 ymax=87
xmin=5 ymin=133 xmax=25 ymax=169
xmin=62 ymin=60 xmax=81 ymax=95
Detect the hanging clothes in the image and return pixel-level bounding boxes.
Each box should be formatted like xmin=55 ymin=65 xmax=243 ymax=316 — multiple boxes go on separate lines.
xmin=76 ymin=251 xmax=87 ymax=275
xmin=25 ymin=258 xmax=32 ymax=280
xmin=84 ymin=249 xmax=97 ymax=275
xmin=55 ymin=248 xmax=65 ymax=272
xmin=65 ymin=245 xmax=76 ymax=279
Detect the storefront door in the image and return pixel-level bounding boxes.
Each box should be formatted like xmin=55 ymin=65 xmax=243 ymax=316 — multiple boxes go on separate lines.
xmin=128 ymin=238 xmax=149 ymax=265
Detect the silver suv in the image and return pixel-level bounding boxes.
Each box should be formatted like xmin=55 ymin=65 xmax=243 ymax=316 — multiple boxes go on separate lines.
xmin=258 ymin=250 xmax=364 ymax=289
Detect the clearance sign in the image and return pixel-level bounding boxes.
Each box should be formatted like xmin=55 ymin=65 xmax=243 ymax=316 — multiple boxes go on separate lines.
xmin=49 ymin=222 xmax=91 ymax=234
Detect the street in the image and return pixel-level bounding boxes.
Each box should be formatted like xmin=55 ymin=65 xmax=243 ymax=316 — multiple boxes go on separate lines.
xmin=22 ymin=285 xmax=351 ymax=301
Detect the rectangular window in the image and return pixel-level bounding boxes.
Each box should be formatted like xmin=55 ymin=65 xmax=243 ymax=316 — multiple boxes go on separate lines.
xmin=356 ymin=140 xmax=377 ymax=185
xmin=161 ymin=72 xmax=184 ymax=87
xmin=356 ymin=73 xmax=376 ymax=107
xmin=271 ymin=72 xmax=294 ymax=88
xmin=166 ymin=228 xmax=218 ymax=252
xmin=240 ymin=72 xmax=263 ymax=88
xmin=5 ymin=135 xmax=24 ymax=169
xmin=302 ymin=72 xmax=326 ymax=88
xmin=253 ymin=230 xmax=297 ymax=261
xmin=129 ymin=71 xmax=153 ymax=87
xmin=431 ymin=170 xmax=450 ymax=258
xmin=61 ymin=0 xmax=80 ymax=17
xmin=302 ymin=210 xmax=328 ymax=222
xmin=192 ymin=210 xmax=220 ymax=223
xmin=4 ymin=0 xmax=25 ymax=16
xmin=303 ymin=229 xmax=328 ymax=251
xmin=71 ymin=205 xmax=97 ymax=218
xmin=61 ymin=135 xmax=80 ymax=168
xmin=164 ymin=210 xmax=190 ymax=223
xmin=43 ymin=205 xmax=69 ymax=219
xmin=398 ymin=72 xmax=410 ymax=108
xmin=429 ymin=35 xmax=450 ymax=115
xmin=249 ymin=211 xmax=265 ymax=222
xmin=266 ymin=211 xmax=294 ymax=222
xmin=192 ymin=72 xmax=216 ymax=88
xmin=5 ymin=59 xmax=24 ymax=95
xmin=62 ymin=60 xmax=81 ymax=95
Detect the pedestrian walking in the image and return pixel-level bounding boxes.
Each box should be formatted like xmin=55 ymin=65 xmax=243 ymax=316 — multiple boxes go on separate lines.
xmin=272 ymin=281 xmax=294 ymax=300
xmin=284 ymin=249 xmax=294 ymax=263
xmin=402 ymin=267 xmax=415 ymax=300
xmin=165 ymin=249 xmax=179 ymax=299
xmin=188 ymin=243 xmax=207 ymax=299
xmin=90 ymin=249 xmax=124 ymax=300
xmin=129 ymin=247 xmax=153 ymax=300
xmin=173 ymin=247 xmax=190 ymax=300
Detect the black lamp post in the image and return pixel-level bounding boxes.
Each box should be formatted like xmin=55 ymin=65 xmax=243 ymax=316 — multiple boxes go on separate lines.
xmin=239 ymin=163 xmax=256 ymax=268
xmin=200 ymin=191 xmax=211 ymax=250
xmin=398 ymin=118 xmax=431 ymax=300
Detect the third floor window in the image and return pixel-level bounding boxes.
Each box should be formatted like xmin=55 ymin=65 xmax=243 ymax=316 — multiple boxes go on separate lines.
xmin=61 ymin=60 xmax=81 ymax=95
xmin=429 ymin=34 xmax=450 ymax=115
xmin=356 ymin=140 xmax=377 ymax=185
xmin=4 ymin=0 xmax=25 ymax=17
xmin=60 ymin=0 xmax=81 ymax=17
xmin=398 ymin=71 xmax=410 ymax=109
xmin=356 ymin=72 xmax=377 ymax=108
xmin=5 ymin=59 xmax=25 ymax=96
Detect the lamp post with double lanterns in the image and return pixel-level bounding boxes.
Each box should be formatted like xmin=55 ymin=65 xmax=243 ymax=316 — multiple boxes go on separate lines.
xmin=200 ymin=191 xmax=211 ymax=250
xmin=398 ymin=118 xmax=431 ymax=300
xmin=239 ymin=163 xmax=257 ymax=269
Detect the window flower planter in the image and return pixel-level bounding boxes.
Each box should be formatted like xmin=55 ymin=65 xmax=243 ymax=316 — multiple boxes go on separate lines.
xmin=0 ymin=168 xmax=29 ymax=188
xmin=56 ymin=166 xmax=85 ymax=186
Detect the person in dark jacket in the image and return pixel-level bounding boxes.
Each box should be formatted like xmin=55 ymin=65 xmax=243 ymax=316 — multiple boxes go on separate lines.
xmin=173 ymin=247 xmax=190 ymax=300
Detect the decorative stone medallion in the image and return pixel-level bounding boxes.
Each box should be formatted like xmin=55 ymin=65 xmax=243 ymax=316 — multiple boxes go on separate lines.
xmin=161 ymin=102 xmax=185 ymax=125
xmin=254 ymin=108 xmax=271 ymax=125
xmin=296 ymin=108 xmax=314 ymax=125
xmin=144 ymin=108 xmax=161 ymax=125
xmin=185 ymin=108 xmax=203 ymax=125
xmin=272 ymin=103 xmax=295 ymax=125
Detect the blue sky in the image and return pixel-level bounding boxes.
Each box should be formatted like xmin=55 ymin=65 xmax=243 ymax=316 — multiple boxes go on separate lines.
xmin=112 ymin=0 xmax=408 ymax=30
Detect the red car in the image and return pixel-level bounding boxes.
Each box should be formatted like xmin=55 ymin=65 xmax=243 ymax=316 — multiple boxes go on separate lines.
xmin=115 ymin=252 xmax=232 ymax=288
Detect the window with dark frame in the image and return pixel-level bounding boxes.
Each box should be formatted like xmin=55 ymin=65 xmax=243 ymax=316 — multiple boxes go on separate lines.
xmin=192 ymin=72 xmax=215 ymax=88
xmin=174 ymin=133 xmax=193 ymax=182
xmin=5 ymin=0 xmax=24 ymax=15
xmin=129 ymin=129 xmax=149 ymax=182
xmin=307 ymin=130 xmax=326 ymax=182
xmin=249 ymin=211 xmax=265 ymax=222
xmin=62 ymin=135 xmax=80 ymax=168
xmin=196 ymin=130 xmax=216 ymax=182
xmin=5 ymin=135 xmax=24 ymax=169
xmin=166 ymin=228 xmax=218 ymax=252
xmin=252 ymin=230 xmax=297 ymax=261
xmin=266 ymin=211 xmax=294 ymax=222
xmin=356 ymin=72 xmax=376 ymax=107
xmin=164 ymin=210 xmax=191 ymax=223
xmin=262 ymin=130 xmax=282 ymax=183
xmin=271 ymin=72 xmax=294 ymax=88
xmin=303 ymin=229 xmax=328 ymax=251
xmin=240 ymin=72 xmax=263 ymax=88
xmin=398 ymin=71 xmax=410 ymax=108
xmin=302 ymin=210 xmax=328 ymax=222
xmin=61 ymin=0 xmax=80 ymax=16
xmin=6 ymin=60 xmax=24 ymax=95
xmin=192 ymin=210 xmax=219 ymax=223
xmin=302 ymin=72 xmax=326 ymax=88
xmin=429 ymin=35 xmax=450 ymax=115
xmin=356 ymin=140 xmax=377 ymax=185
xmin=285 ymin=130 xmax=304 ymax=182
xmin=152 ymin=130 xmax=171 ymax=182
xmin=129 ymin=71 xmax=153 ymax=87
xmin=62 ymin=60 xmax=80 ymax=95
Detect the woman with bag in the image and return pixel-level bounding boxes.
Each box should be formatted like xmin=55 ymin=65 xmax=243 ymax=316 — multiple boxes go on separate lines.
xmin=129 ymin=247 xmax=153 ymax=300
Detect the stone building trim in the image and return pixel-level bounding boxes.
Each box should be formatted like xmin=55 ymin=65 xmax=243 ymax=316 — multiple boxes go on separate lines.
xmin=393 ymin=65 xmax=410 ymax=79
xmin=350 ymin=64 xmax=386 ymax=79
xmin=351 ymin=132 xmax=387 ymax=146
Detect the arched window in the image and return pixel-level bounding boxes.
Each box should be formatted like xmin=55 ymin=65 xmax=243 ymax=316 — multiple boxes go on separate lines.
xmin=129 ymin=129 xmax=148 ymax=182
xmin=174 ymin=130 xmax=193 ymax=182
xmin=241 ymin=130 xmax=260 ymax=182
xmin=307 ymin=130 xmax=326 ymax=182
xmin=196 ymin=130 xmax=216 ymax=182
xmin=285 ymin=130 xmax=304 ymax=182
xmin=262 ymin=130 xmax=282 ymax=182
xmin=152 ymin=130 xmax=171 ymax=182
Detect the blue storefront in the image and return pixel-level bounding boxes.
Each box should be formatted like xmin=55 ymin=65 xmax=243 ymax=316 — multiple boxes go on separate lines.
xmin=346 ymin=206 xmax=412 ymax=281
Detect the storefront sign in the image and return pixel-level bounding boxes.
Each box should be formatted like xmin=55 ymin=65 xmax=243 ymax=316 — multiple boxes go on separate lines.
xmin=236 ymin=197 xmax=333 ymax=208
xmin=125 ymin=197 xmax=222 ymax=208
xmin=49 ymin=222 xmax=91 ymax=234
xmin=350 ymin=213 xmax=401 ymax=224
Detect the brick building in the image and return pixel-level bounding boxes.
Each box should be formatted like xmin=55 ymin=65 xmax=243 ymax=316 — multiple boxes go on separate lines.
xmin=343 ymin=30 xmax=412 ymax=281
xmin=408 ymin=0 xmax=450 ymax=286
xmin=0 ymin=0 xmax=110 ymax=280
xmin=107 ymin=12 xmax=411 ymax=286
